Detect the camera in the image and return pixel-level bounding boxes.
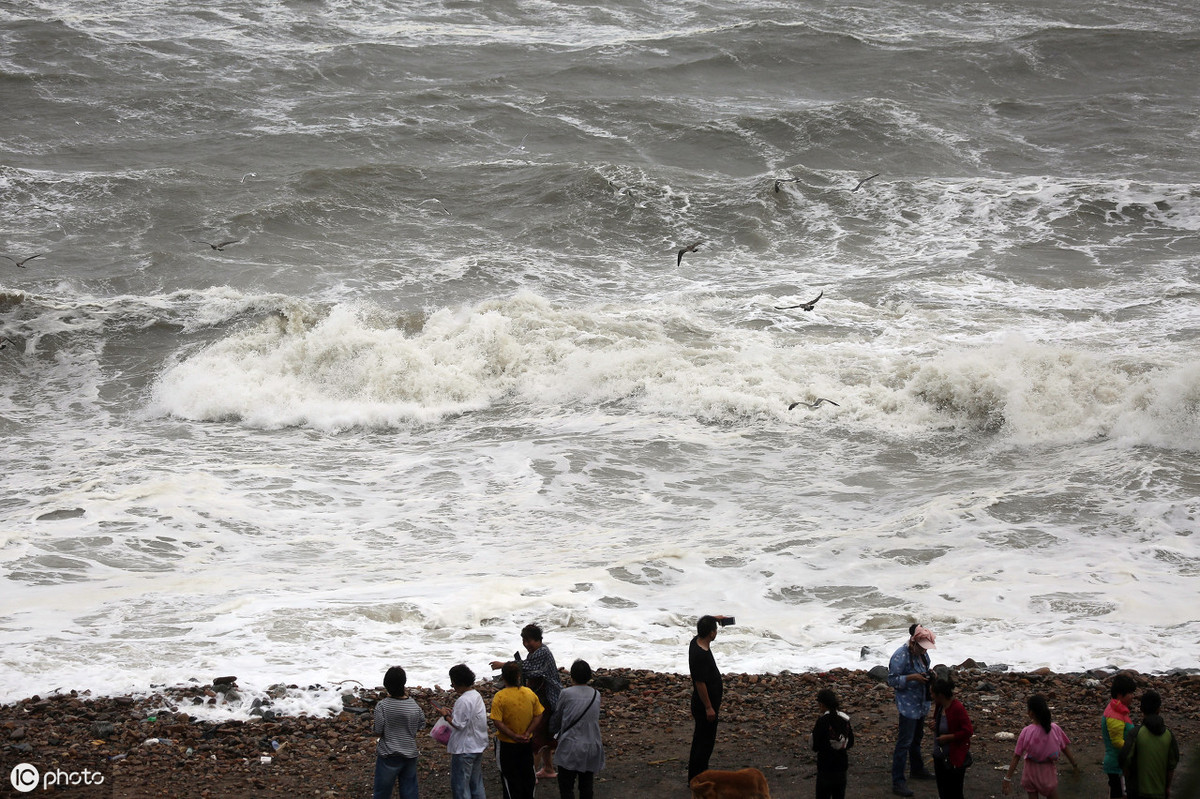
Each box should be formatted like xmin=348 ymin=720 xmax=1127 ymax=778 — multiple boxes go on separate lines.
xmin=717 ymin=616 xmax=736 ymax=627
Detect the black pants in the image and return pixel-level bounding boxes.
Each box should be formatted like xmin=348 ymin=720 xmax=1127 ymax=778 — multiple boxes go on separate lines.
xmin=933 ymin=754 xmax=966 ymax=799
xmin=497 ymin=740 xmax=536 ymax=799
xmin=815 ymin=770 xmax=847 ymax=799
xmin=688 ymin=709 xmax=719 ymax=783
xmin=557 ymin=768 xmax=594 ymax=799
xmin=1107 ymin=772 xmax=1124 ymax=799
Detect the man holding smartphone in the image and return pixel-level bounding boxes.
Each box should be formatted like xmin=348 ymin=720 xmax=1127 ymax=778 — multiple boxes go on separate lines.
xmin=687 ymin=614 xmax=733 ymax=783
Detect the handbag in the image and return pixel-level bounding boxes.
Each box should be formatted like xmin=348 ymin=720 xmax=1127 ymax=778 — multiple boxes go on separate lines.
xmin=430 ymin=717 xmax=452 ymax=746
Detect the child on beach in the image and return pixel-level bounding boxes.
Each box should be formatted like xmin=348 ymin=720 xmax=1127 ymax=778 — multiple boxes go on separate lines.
xmin=1002 ymin=694 xmax=1079 ymax=798
xmin=1102 ymin=674 xmax=1137 ymax=799
xmin=373 ymin=665 xmax=427 ymax=799
xmin=1119 ymin=690 xmax=1180 ymax=799
xmin=811 ymin=687 xmax=855 ymax=799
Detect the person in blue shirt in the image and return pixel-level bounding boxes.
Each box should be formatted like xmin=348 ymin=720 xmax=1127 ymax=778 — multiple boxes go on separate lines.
xmin=887 ymin=624 xmax=937 ymax=796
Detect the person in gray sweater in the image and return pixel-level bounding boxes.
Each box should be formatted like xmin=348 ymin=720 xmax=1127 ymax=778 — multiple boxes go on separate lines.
xmin=550 ymin=660 xmax=605 ymax=799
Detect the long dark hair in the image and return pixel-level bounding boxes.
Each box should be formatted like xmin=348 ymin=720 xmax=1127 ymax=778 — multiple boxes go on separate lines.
xmin=817 ymin=688 xmax=850 ymax=740
xmin=1028 ymin=694 xmax=1052 ymax=733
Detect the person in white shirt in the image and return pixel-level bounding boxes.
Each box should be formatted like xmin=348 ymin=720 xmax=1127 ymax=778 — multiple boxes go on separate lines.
xmin=435 ymin=664 xmax=490 ymax=799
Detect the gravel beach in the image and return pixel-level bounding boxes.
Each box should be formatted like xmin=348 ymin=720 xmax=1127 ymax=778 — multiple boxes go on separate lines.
xmin=3 ymin=667 xmax=1197 ymax=798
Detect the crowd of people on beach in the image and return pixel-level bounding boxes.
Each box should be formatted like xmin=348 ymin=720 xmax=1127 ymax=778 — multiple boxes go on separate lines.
xmin=878 ymin=624 xmax=1180 ymax=799
xmin=371 ymin=623 xmax=602 ymax=799
xmin=369 ymin=619 xmax=1183 ymax=799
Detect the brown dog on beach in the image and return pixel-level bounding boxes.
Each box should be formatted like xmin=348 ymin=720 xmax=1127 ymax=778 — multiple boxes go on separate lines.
xmin=689 ymin=768 xmax=771 ymax=799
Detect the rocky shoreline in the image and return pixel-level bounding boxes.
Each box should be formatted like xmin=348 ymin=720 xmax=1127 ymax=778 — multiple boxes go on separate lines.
xmin=3 ymin=666 xmax=1198 ymax=798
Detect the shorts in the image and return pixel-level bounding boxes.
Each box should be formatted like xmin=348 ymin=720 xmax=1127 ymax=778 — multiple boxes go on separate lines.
xmin=1020 ymin=759 xmax=1058 ymax=797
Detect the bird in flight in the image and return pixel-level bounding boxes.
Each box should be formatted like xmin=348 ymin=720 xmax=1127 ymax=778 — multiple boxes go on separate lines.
xmin=192 ymin=238 xmax=241 ymax=251
xmin=774 ymin=291 xmax=823 ymax=311
xmin=774 ymin=177 xmax=801 ymax=193
xmin=3 ymin=253 xmax=44 ymax=268
xmin=852 ymin=173 xmax=880 ymax=192
xmin=0 ymin=337 xmax=16 ymax=350
xmin=677 ymin=241 xmax=702 ymax=266
xmin=788 ymin=398 xmax=839 ymax=410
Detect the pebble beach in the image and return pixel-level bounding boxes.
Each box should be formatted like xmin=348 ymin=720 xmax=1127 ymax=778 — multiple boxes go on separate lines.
xmin=4 ymin=666 xmax=1198 ymax=798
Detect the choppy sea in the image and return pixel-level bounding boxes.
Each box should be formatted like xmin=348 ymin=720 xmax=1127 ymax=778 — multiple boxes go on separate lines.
xmin=2 ymin=0 xmax=1198 ymax=712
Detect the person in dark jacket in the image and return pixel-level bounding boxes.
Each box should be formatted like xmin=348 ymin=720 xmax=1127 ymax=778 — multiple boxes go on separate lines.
xmin=930 ymin=677 xmax=974 ymax=799
xmin=687 ymin=614 xmax=730 ymax=783
xmin=811 ymin=688 xmax=855 ymax=799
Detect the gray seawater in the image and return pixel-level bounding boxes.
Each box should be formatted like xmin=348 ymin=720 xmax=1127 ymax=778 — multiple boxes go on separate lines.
xmin=2 ymin=0 xmax=1198 ymax=704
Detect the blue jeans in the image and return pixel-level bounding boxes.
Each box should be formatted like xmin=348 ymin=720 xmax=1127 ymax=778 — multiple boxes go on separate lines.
xmin=450 ymin=752 xmax=486 ymax=799
xmin=891 ymin=714 xmax=926 ymax=786
xmin=374 ymin=753 xmax=419 ymax=799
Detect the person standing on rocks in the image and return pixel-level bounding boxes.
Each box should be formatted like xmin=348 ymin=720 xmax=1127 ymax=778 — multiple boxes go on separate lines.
xmin=929 ymin=677 xmax=973 ymax=799
xmin=1002 ymin=693 xmax=1079 ymax=799
xmin=551 ymin=659 xmax=605 ymax=799
xmin=1119 ymin=690 xmax=1180 ymax=799
xmin=887 ymin=624 xmax=937 ymax=797
xmin=1102 ymin=673 xmax=1137 ymax=799
xmin=434 ymin=664 xmax=489 ymax=799
xmin=687 ymin=614 xmax=729 ymax=783
xmin=491 ymin=623 xmax=562 ymax=780
xmin=812 ymin=687 xmax=855 ymax=799
xmin=373 ymin=665 xmax=426 ymax=799
xmin=490 ymin=660 xmax=545 ymax=799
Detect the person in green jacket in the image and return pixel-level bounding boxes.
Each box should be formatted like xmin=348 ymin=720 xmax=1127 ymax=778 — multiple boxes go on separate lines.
xmin=1120 ymin=690 xmax=1180 ymax=799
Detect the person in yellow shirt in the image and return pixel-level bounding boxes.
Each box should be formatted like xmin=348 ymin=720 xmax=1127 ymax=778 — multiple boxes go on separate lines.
xmin=490 ymin=660 xmax=545 ymax=799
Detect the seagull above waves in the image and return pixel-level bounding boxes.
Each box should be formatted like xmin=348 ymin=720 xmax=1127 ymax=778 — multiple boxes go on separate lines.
xmin=774 ymin=291 xmax=823 ymax=311
xmin=852 ymin=173 xmax=880 ymax=192
xmin=788 ymin=398 xmax=840 ymax=410
xmin=3 ymin=253 xmax=44 ymax=268
xmin=774 ymin=177 xmax=801 ymax=193
xmin=0 ymin=337 xmax=16 ymax=351
xmin=192 ymin=238 xmax=241 ymax=251
xmin=677 ymin=241 xmax=702 ymax=266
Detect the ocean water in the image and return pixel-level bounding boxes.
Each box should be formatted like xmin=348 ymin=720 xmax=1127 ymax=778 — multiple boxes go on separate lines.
xmin=2 ymin=0 xmax=1199 ymax=710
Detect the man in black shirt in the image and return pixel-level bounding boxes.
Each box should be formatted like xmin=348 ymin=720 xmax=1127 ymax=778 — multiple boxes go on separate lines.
xmin=688 ymin=614 xmax=728 ymax=782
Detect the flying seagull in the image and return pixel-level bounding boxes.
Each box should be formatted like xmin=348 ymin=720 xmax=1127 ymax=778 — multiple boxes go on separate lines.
xmin=774 ymin=291 xmax=823 ymax=311
xmin=852 ymin=173 xmax=880 ymax=192
xmin=192 ymin=238 xmax=241 ymax=251
xmin=677 ymin=241 xmax=702 ymax=266
xmin=788 ymin=398 xmax=840 ymax=410
xmin=2 ymin=253 xmax=44 ymax=268
xmin=0 ymin=337 xmax=16 ymax=350
xmin=774 ymin=177 xmax=801 ymax=193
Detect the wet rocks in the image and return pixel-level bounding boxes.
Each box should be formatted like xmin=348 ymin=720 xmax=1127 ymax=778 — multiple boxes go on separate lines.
xmin=0 ymin=668 xmax=1196 ymax=798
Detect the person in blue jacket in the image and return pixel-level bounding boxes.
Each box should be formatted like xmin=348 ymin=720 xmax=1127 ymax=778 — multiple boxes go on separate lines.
xmin=887 ymin=624 xmax=937 ymax=796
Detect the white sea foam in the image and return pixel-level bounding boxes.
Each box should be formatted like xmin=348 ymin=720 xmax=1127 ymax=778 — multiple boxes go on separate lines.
xmin=142 ymin=292 xmax=1195 ymax=450
xmin=3 ymin=0 xmax=1199 ymax=712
